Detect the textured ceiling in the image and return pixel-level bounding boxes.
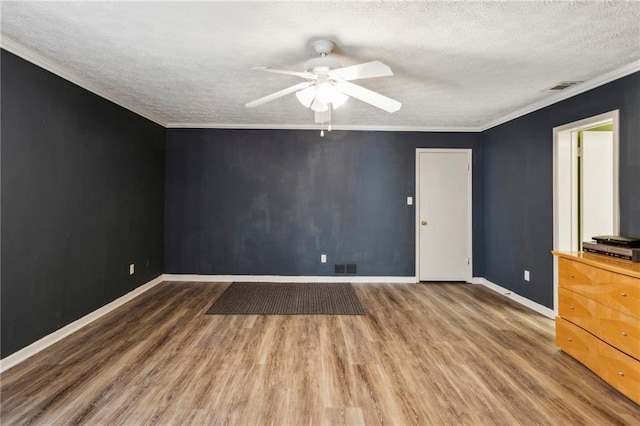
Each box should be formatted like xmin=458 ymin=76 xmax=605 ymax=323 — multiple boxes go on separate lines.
xmin=1 ymin=1 xmax=639 ymax=130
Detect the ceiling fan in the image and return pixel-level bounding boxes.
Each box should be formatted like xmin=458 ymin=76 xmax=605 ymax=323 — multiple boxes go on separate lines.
xmin=245 ymin=40 xmax=401 ymax=128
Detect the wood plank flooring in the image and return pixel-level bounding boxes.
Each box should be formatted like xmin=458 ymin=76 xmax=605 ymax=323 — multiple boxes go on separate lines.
xmin=1 ymin=282 xmax=639 ymax=425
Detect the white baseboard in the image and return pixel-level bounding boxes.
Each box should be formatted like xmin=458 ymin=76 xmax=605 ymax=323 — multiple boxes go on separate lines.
xmin=0 ymin=274 xmax=552 ymax=373
xmin=0 ymin=274 xmax=164 ymax=373
xmin=162 ymin=274 xmax=418 ymax=284
xmin=473 ymin=278 xmax=555 ymax=319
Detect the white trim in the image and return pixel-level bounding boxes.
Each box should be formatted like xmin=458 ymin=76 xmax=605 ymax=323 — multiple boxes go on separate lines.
xmin=0 ymin=275 xmax=164 ymax=373
xmin=0 ymin=273 xmax=552 ymax=372
xmin=552 ymin=110 xmax=619 ymax=316
xmin=162 ymin=274 xmax=418 ymax=283
xmin=2 ymin=36 xmax=635 ymax=133
xmin=480 ymin=61 xmax=639 ymax=131
xmin=165 ymin=123 xmax=479 ymax=132
xmin=474 ymin=278 xmax=555 ymax=319
xmin=415 ymin=149 xmax=473 ymax=282
xmin=0 ymin=36 xmax=168 ymax=127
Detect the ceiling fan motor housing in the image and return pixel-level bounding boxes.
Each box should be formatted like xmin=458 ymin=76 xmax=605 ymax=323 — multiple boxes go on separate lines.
xmin=304 ymin=57 xmax=342 ymax=73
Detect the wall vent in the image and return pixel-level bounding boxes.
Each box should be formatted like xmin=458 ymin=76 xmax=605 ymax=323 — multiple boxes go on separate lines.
xmin=547 ymin=81 xmax=582 ymax=91
xmin=335 ymin=264 xmax=357 ymax=273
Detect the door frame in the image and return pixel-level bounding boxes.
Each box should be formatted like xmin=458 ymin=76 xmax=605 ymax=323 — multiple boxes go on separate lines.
xmin=552 ymin=109 xmax=619 ymax=315
xmin=415 ymin=148 xmax=473 ymax=282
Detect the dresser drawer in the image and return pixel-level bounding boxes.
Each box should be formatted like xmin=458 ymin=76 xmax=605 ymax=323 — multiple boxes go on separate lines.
xmin=558 ymin=258 xmax=598 ymax=299
xmin=556 ymin=317 xmax=640 ymax=404
xmin=556 ymin=317 xmax=597 ymax=366
xmin=596 ymin=304 xmax=640 ymax=360
xmin=597 ymin=335 xmax=640 ymax=404
xmin=558 ymin=287 xmax=595 ymax=332
xmin=598 ymin=275 xmax=640 ymax=319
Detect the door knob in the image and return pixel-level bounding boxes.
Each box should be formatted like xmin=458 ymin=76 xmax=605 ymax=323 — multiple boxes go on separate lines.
xmin=421 ymin=220 xmax=427 ymax=226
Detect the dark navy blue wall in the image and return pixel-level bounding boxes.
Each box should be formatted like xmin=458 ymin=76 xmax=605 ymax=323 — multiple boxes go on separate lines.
xmin=165 ymin=129 xmax=482 ymax=277
xmin=482 ymin=72 xmax=640 ymax=309
xmin=6 ymin=44 xmax=634 ymax=361
xmin=1 ymin=50 xmax=166 ymax=358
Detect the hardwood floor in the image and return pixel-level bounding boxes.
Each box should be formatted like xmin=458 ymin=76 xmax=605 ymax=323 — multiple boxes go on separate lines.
xmin=1 ymin=282 xmax=639 ymax=425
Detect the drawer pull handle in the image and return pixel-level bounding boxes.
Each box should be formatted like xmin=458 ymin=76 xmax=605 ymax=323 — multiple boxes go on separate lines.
xmin=567 ymin=337 xmax=572 ymax=342
xmin=618 ymin=371 xmax=624 ymax=377
xmin=620 ymin=292 xmax=627 ymax=297
xmin=622 ymin=331 xmax=628 ymax=337
xmin=569 ymin=305 xmax=575 ymax=310
xmin=569 ymin=274 xmax=575 ymax=278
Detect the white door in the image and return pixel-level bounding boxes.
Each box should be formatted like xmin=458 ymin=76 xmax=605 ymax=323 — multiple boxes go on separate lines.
xmin=416 ymin=149 xmax=472 ymax=281
xmin=581 ymin=130 xmax=614 ymax=242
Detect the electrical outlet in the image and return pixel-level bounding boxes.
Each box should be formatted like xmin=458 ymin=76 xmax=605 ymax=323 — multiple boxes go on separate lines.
xmin=321 ymin=254 xmax=327 ymax=263
xmin=524 ymin=270 xmax=530 ymax=281
xmin=130 ymin=263 xmax=135 ymax=275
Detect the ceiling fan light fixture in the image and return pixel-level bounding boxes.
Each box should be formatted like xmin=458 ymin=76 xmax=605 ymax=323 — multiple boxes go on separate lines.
xmin=310 ymin=97 xmax=329 ymax=112
xmin=295 ymin=86 xmax=316 ymax=108
xmin=316 ymin=80 xmax=335 ymax=104
xmin=331 ymin=91 xmax=349 ymax=110
xmin=316 ymin=80 xmax=348 ymax=109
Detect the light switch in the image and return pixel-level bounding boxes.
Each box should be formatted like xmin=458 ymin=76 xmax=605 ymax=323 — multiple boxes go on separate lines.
xmin=407 ymin=197 xmax=413 ymax=205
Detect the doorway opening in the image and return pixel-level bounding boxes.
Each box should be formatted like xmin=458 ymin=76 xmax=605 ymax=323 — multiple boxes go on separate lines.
xmin=553 ymin=110 xmax=619 ymax=313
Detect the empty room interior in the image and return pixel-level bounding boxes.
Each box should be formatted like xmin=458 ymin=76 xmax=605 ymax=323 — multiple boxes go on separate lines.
xmin=1 ymin=2 xmax=640 ymax=425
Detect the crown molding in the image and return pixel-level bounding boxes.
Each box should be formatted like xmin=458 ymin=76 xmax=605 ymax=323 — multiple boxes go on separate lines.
xmin=0 ymin=36 xmax=168 ymax=127
xmin=165 ymin=122 xmax=480 ymax=132
xmin=2 ymin=35 xmax=637 ymax=133
xmin=479 ymin=60 xmax=640 ymax=132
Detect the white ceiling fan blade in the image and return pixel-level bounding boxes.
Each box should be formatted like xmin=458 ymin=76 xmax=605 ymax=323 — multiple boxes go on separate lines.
xmin=315 ymin=109 xmax=331 ymax=124
xmin=295 ymin=86 xmax=316 ymax=108
xmin=253 ymin=67 xmax=316 ymax=79
xmin=246 ymin=82 xmax=313 ymax=108
xmin=310 ymin=97 xmax=329 ymax=112
xmin=334 ymin=81 xmax=401 ymax=113
xmin=328 ymin=61 xmax=393 ymax=81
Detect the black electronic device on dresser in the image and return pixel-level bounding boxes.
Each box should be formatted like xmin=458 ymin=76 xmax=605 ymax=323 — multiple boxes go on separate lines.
xmin=582 ymin=235 xmax=640 ymax=262
xmin=592 ymin=235 xmax=640 ymax=248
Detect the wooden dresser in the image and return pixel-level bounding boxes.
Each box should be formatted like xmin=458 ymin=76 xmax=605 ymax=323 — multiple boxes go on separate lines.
xmin=553 ymin=251 xmax=640 ymax=404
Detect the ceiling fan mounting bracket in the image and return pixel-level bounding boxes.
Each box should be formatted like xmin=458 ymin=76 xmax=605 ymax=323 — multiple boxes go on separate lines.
xmin=312 ymin=40 xmax=335 ymax=56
